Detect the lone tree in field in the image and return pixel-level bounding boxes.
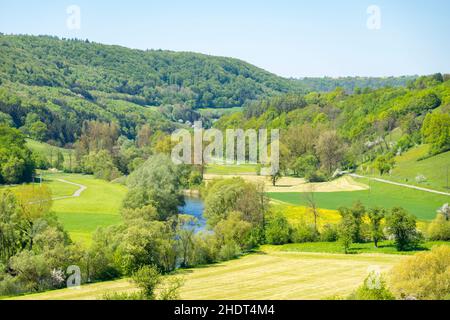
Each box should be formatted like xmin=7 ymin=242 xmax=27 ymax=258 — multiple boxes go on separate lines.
xmin=386 ymin=207 xmax=421 ymax=251
xmin=338 ymin=211 xmax=357 ymax=254
xmin=269 ymin=169 xmax=282 ymax=186
xmin=132 ymin=265 xmax=162 ymax=300
xmin=303 ymin=185 xmax=319 ymax=233
xmin=374 ymin=154 xmax=395 ymax=176
xmin=368 ymin=207 xmax=385 ymax=248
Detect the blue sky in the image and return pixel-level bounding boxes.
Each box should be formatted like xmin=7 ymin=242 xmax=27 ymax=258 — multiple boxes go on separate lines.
xmin=0 ymin=0 xmax=449 ymax=77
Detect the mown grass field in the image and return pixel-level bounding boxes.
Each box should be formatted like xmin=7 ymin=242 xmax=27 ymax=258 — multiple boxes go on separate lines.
xmin=42 ymin=173 xmax=127 ymax=245
xmin=206 ymin=163 xmax=258 ymax=175
xmin=268 ymin=177 xmax=449 ymax=221
xmin=10 ymin=249 xmax=405 ymax=300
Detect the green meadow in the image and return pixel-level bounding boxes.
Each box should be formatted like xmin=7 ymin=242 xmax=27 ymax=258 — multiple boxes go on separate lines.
xmin=42 ymin=173 xmax=127 ymax=245
xmin=268 ymin=177 xmax=449 ymax=221
xmin=384 ymin=146 xmax=450 ymax=192
xmin=206 ymin=163 xmax=258 ymax=175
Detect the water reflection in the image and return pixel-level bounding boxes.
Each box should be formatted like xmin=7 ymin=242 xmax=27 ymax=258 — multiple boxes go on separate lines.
xmin=178 ymin=196 xmax=206 ymax=232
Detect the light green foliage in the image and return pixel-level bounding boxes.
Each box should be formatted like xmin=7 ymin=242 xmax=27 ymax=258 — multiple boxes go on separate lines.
xmin=265 ymin=213 xmax=291 ymax=245
xmin=427 ymin=213 xmax=450 ymax=241
xmin=214 ymin=211 xmax=253 ymax=251
xmin=422 ymin=112 xmax=450 ymax=154
xmin=203 ymin=178 xmax=266 ymax=229
xmin=20 ymin=113 xmax=47 ymax=141
xmin=319 ymin=224 xmax=339 ymax=242
xmin=0 ymin=187 xmax=83 ymax=296
xmin=338 ymin=212 xmax=356 ymax=254
xmin=339 ymin=202 xmax=366 ymax=243
xmin=124 ymin=154 xmax=184 ymax=219
xmin=0 ymin=125 xmax=35 ymax=184
xmin=368 ymin=208 xmax=386 ymax=247
xmin=83 ymin=150 xmax=121 ymax=181
xmin=292 ymin=154 xmax=319 ymax=179
xmin=290 ymin=221 xmax=319 ymax=243
xmin=390 ymin=245 xmax=450 ymax=300
xmin=349 ymin=273 xmax=395 ymax=300
xmin=176 ymin=215 xmax=197 ymax=268
xmin=374 ymin=154 xmax=396 ymax=175
xmin=0 ymin=111 xmax=13 ymax=126
xmin=0 ymin=190 xmax=22 ymax=262
xmin=131 ymin=266 xmax=161 ymax=300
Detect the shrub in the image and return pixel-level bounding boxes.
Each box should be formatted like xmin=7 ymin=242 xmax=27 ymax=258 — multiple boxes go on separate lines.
xmin=349 ymin=272 xmax=395 ymax=300
xmin=191 ymin=233 xmax=218 ymax=266
xmin=0 ymin=273 xmax=24 ymax=296
xmin=291 ymin=222 xmax=319 ymax=243
xmin=132 ymin=265 xmax=161 ymax=300
xmin=305 ymin=170 xmax=327 ymax=183
xmin=218 ymin=241 xmax=241 ymax=261
xmin=427 ymin=214 xmax=450 ymax=241
xmin=320 ymin=224 xmax=339 ymax=242
xmin=265 ymin=213 xmax=291 ymax=245
xmin=396 ymin=134 xmax=414 ymax=153
xmin=389 ymin=245 xmax=450 ymax=300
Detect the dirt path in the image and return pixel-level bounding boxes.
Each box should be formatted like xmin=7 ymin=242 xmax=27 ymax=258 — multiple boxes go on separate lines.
xmin=52 ymin=179 xmax=87 ymax=201
xmin=349 ymin=173 xmax=450 ymax=197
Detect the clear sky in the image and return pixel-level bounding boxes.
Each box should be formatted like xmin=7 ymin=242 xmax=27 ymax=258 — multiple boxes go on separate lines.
xmin=0 ymin=0 xmax=449 ymax=77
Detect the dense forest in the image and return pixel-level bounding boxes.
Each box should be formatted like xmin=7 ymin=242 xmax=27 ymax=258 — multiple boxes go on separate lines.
xmin=0 ymin=34 xmax=299 ymax=107
xmin=216 ymin=74 xmax=450 ymax=181
xmin=294 ymin=76 xmax=417 ymax=93
xmin=0 ymin=34 xmax=420 ymax=146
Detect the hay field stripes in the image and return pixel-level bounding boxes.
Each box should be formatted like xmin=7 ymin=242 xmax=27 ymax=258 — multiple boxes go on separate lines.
xmin=10 ymin=250 xmax=405 ymax=300
xmin=204 ymin=174 xmax=368 ymax=193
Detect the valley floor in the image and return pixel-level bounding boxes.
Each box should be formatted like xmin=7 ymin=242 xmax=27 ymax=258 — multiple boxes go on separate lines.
xmin=9 ymin=248 xmax=405 ymax=300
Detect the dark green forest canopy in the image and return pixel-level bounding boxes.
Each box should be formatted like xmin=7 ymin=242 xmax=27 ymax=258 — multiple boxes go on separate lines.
xmin=0 ymin=34 xmax=442 ymax=146
xmin=0 ymin=35 xmax=418 ymax=106
xmin=0 ymin=34 xmax=300 ymax=108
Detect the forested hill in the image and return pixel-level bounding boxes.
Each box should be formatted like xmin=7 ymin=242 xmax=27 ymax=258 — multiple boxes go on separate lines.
xmin=294 ymin=76 xmax=418 ymax=94
xmin=0 ymin=34 xmax=424 ymax=146
xmin=0 ymin=34 xmax=417 ymax=108
xmin=0 ymin=34 xmax=299 ymax=108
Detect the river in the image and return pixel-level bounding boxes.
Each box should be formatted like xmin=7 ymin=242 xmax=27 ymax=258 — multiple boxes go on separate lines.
xmin=178 ymin=195 xmax=206 ymax=231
